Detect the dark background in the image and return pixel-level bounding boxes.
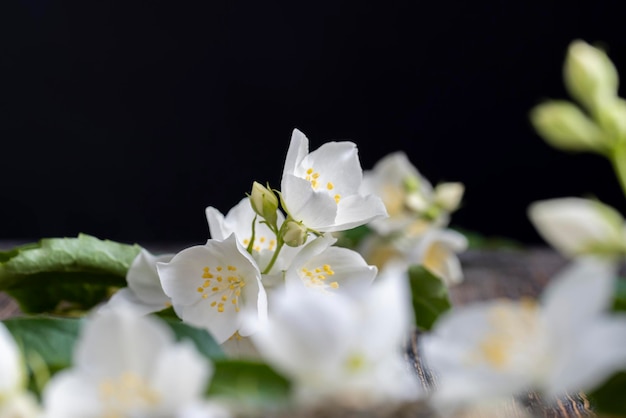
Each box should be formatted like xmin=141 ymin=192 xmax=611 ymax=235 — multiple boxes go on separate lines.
xmin=2 ymin=1 xmax=626 ymax=247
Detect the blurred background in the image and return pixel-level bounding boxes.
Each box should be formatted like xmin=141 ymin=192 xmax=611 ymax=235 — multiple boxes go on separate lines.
xmin=2 ymin=0 xmax=626 ymax=247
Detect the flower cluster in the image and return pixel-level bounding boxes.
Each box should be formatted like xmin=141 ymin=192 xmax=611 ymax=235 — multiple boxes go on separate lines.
xmin=5 ymin=39 xmax=626 ymax=418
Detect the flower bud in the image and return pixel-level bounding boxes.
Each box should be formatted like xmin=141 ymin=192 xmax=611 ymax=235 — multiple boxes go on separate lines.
xmin=564 ymin=40 xmax=619 ymax=111
xmin=249 ymin=182 xmax=279 ymax=227
xmin=530 ymin=101 xmax=605 ymax=152
xmin=434 ymin=182 xmax=464 ymax=212
xmin=282 ymin=220 xmax=308 ymax=247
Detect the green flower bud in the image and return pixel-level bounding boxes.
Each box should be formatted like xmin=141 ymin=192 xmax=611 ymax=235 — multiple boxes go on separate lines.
xmin=564 ymin=40 xmax=619 ymax=112
xmin=282 ymin=220 xmax=308 ymax=247
xmin=250 ymin=182 xmax=279 ymax=227
xmin=530 ymin=100 xmax=605 ymax=153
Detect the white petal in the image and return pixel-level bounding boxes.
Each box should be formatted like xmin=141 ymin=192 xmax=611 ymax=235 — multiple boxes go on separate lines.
xmin=149 ymin=340 xmax=212 ymax=413
xmin=545 ymin=316 xmax=626 ymax=396
xmin=282 ymin=128 xmax=309 ymax=178
xmin=0 ymin=323 xmax=23 ymax=395
xmin=205 ymin=206 xmax=229 ymax=241
xmin=250 ymin=287 xmax=353 ymax=379
xmin=104 ymin=288 xmax=168 ymax=316
xmin=412 ymin=228 xmax=468 ymax=286
xmin=74 ymin=308 xmax=174 ymax=379
xmin=542 ymin=257 xmax=617 ymax=337
xmin=158 ymin=246 xmax=212 ymax=306
xmin=333 ymin=194 xmax=388 ymax=232
xmin=127 ymin=249 xmax=174 ymax=306
xmin=282 ymin=174 xmax=337 ymax=230
xmin=528 ymin=197 xmax=626 ymax=257
xmin=42 ymin=371 xmax=101 ymax=418
xmin=298 ymin=141 xmax=362 ymax=194
xmin=181 ymin=301 xmax=241 ymax=344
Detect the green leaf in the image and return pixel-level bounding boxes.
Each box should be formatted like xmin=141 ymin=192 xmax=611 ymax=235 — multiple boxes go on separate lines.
xmin=408 ymin=265 xmax=452 ymax=331
xmin=162 ymin=318 xmax=225 ymax=360
xmin=588 ymin=371 xmax=626 ymax=415
xmin=208 ymin=359 xmax=291 ymax=407
xmin=0 ymin=234 xmax=141 ymax=313
xmin=334 ymin=225 xmax=372 ymax=250
xmin=611 ymin=277 xmax=626 ymax=312
xmin=3 ymin=317 xmax=81 ymax=376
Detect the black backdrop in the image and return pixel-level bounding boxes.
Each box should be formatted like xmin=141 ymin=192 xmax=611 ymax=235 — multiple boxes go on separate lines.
xmin=2 ymin=1 xmax=626 ymax=246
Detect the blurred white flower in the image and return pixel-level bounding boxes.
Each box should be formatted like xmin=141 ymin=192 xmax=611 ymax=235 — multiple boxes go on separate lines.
xmin=250 ymin=265 xmax=422 ymax=407
xmin=105 ymin=249 xmax=175 ymax=315
xmin=359 ymin=228 xmax=466 ymax=286
xmin=280 ymin=129 xmax=387 ymax=233
xmin=421 ymin=258 xmax=626 ymax=411
xmin=157 ymin=234 xmax=267 ymax=344
xmin=528 ymin=197 xmax=626 ymax=258
xmin=411 ymin=228 xmax=467 ymax=286
xmin=43 ymin=308 xmax=212 ymax=418
xmin=285 ymin=234 xmax=377 ymax=297
xmin=0 ymin=323 xmax=40 ymax=418
xmin=361 ymin=152 xmax=462 ymax=235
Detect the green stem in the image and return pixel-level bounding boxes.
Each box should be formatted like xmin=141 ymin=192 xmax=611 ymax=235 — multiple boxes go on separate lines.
xmin=246 ymin=216 xmax=257 ymax=255
xmin=610 ymin=145 xmax=626 ymax=199
xmin=262 ymin=238 xmax=284 ymax=275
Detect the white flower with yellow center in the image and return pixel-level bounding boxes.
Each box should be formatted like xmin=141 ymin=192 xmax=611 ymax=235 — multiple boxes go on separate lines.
xmin=284 ymin=234 xmax=377 ymax=297
xmin=529 ymin=197 xmax=626 ymax=258
xmin=42 ymin=308 xmax=212 ymax=418
xmin=410 ymin=228 xmax=467 ymax=286
xmin=157 ymin=234 xmax=267 ymax=344
xmin=105 ymin=249 xmax=175 ymax=315
xmin=358 ymin=228 xmax=467 ymax=286
xmin=421 ymin=258 xmax=626 ymax=410
xmin=0 ymin=323 xmax=40 ymax=418
xmin=280 ymin=129 xmax=387 ymax=233
xmin=361 ymin=151 xmax=463 ymax=236
xmin=250 ymin=265 xmax=421 ymax=407
xmin=206 ymin=197 xmax=301 ymax=275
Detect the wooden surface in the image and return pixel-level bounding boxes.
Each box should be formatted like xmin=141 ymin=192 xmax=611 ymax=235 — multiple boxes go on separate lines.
xmin=0 ymin=246 xmax=597 ymax=417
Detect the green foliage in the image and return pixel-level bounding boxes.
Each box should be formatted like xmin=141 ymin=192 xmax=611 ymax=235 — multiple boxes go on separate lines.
xmin=163 ymin=318 xmax=225 ymax=360
xmin=408 ymin=265 xmax=452 ymax=331
xmin=588 ymin=371 xmax=626 ymax=415
xmin=612 ymin=278 xmax=626 ymax=312
xmin=0 ymin=234 xmax=141 ymax=314
xmin=334 ymin=225 xmax=372 ymax=250
xmin=208 ymin=359 xmax=292 ymax=407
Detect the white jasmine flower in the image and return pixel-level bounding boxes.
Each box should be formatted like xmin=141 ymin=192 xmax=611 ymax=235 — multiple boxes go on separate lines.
xmin=43 ymin=308 xmax=212 ymax=418
xmin=157 ymin=234 xmax=267 ymax=344
xmin=280 ymin=129 xmax=387 ymax=233
xmin=421 ymin=258 xmax=626 ymax=410
xmin=528 ymin=197 xmax=626 ymax=257
xmin=105 ymin=249 xmax=175 ymax=315
xmin=358 ymin=228 xmax=467 ymax=286
xmin=284 ymin=234 xmax=377 ymax=297
xmin=0 ymin=323 xmax=40 ymax=418
xmin=410 ymin=228 xmax=467 ymax=286
xmin=250 ymin=265 xmax=421 ymax=407
xmin=206 ymin=198 xmax=300 ymax=275
xmin=361 ymin=151 xmax=462 ymax=235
